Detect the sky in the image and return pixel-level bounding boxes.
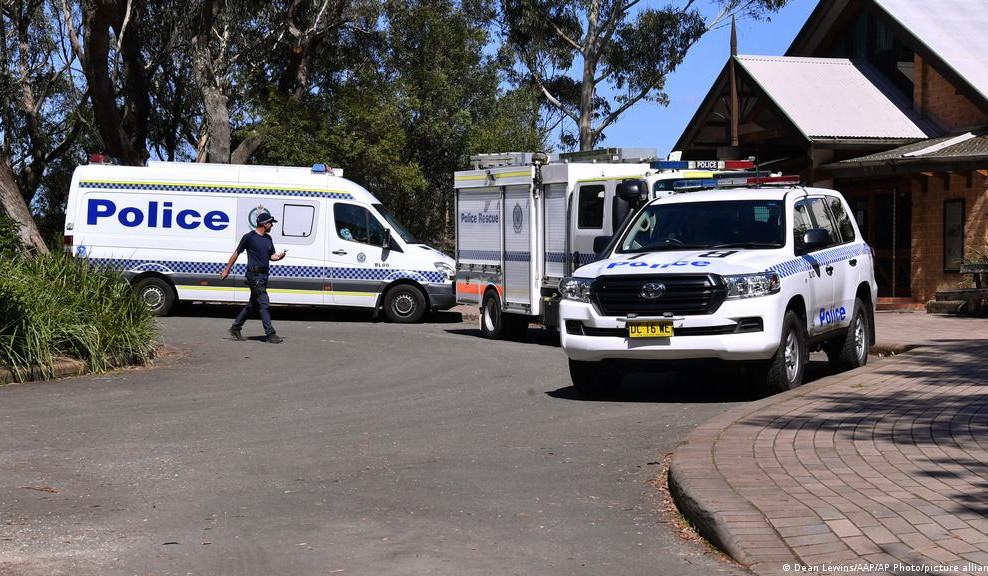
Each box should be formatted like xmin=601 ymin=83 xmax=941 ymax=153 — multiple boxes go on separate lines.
xmin=589 ymin=0 xmax=818 ymax=159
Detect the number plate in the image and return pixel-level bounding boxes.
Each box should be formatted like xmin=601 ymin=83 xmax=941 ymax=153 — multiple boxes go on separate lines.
xmin=628 ymin=321 xmax=673 ymax=338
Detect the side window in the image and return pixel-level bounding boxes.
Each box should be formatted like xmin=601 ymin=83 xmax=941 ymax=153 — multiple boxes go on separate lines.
xmin=827 ymin=196 xmax=856 ymax=243
xmin=368 ymin=214 xmax=387 ymax=246
xmin=577 ymin=184 xmax=605 ymax=229
xmin=793 ymin=200 xmax=814 ymax=253
xmin=335 ymin=203 xmax=369 ymax=243
xmin=281 ymin=203 xmax=316 ymax=238
xmin=806 ymin=197 xmax=839 ymax=246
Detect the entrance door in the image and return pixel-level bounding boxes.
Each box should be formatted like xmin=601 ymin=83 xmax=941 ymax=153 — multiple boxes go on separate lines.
xmin=845 ymin=182 xmax=910 ymax=298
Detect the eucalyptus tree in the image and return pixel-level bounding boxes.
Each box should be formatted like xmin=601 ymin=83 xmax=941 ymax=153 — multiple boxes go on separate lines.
xmin=0 ymin=0 xmax=88 ymax=253
xmin=490 ymin=0 xmax=787 ymax=151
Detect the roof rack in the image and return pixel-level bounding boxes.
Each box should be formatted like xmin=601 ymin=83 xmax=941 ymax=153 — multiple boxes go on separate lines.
xmin=558 ymin=147 xmax=657 ymax=164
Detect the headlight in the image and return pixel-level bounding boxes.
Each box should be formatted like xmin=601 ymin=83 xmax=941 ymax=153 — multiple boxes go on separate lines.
xmin=724 ymin=272 xmax=781 ymax=299
xmin=559 ymin=277 xmax=593 ymax=302
xmin=434 ymin=261 xmax=455 ymax=281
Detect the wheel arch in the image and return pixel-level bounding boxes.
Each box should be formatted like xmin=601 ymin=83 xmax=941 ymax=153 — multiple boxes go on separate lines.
xmin=856 ymin=282 xmax=876 ymax=345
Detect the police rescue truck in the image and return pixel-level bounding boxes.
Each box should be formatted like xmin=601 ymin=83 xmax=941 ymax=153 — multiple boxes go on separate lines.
xmin=63 ymin=158 xmax=455 ymax=322
xmin=453 ymin=148 xmax=765 ymax=338
xmin=557 ymin=176 xmax=878 ymax=395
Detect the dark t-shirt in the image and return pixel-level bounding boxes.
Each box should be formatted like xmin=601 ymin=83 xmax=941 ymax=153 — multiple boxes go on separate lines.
xmin=236 ymin=231 xmax=275 ymax=269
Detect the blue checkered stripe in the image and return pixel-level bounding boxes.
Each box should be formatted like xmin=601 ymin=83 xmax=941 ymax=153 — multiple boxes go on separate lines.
xmin=546 ymin=251 xmax=567 ymax=263
xmin=91 ymin=257 xmax=226 ymax=275
xmin=335 ymin=267 xmax=445 ymax=283
xmin=80 ymin=180 xmax=353 ymax=200
xmin=545 ymin=252 xmax=594 ymax=265
xmin=505 ymin=251 xmax=530 ymax=262
xmin=87 ymin=257 xmax=443 ymax=283
xmin=458 ymin=249 xmax=500 ymax=261
xmin=769 ymin=243 xmax=872 ymax=279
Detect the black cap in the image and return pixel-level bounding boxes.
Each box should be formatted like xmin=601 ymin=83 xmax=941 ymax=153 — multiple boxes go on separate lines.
xmin=256 ymin=212 xmax=277 ymax=225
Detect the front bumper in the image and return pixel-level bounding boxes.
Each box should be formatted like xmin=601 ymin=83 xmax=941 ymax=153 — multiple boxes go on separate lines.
xmin=427 ymin=282 xmax=456 ymax=310
xmin=559 ymin=295 xmax=784 ymax=362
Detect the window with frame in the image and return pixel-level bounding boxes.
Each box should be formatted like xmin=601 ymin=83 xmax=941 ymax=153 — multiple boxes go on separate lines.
xmin=944 ymin=199 xmax=965 ymax=272
xmin=826 ymin=196 xmax=856 ymax=243
xmin=577 ymin=184 xmax=605 ymax=229
xmin=334 ymin=203 xmax=387 ymax=246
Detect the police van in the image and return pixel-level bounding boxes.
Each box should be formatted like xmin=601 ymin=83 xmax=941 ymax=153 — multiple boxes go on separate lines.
xmin=453 ymin=148 xmax=766 ymax=338
xmin=63 ymin=158 xmax=455 ymax=322
xmin=558 ymin=177 xmax=878 ymax=395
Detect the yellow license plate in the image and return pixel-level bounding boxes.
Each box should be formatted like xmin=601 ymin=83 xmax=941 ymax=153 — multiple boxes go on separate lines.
xmin=628 ymin=321 xmax=673 ymax=338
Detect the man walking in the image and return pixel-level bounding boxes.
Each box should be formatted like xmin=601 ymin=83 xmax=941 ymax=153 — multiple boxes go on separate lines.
xmin=220 ymin=212 xmax=287 ymax=343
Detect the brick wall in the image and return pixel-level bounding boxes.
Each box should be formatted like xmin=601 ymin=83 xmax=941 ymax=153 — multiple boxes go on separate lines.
xmin=911 ymin=171 xmax=988 ymax=301
xmin=914 ymin=55 xmax=988 ymax=131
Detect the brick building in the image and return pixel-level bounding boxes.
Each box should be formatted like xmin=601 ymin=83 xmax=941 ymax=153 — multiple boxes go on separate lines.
xmin=673 ymin=0 xmax=988 ymax=304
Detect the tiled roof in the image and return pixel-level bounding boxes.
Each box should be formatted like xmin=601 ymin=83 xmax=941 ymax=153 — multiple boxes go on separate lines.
xmin=832 ymin=132 xmax=988 ymax=165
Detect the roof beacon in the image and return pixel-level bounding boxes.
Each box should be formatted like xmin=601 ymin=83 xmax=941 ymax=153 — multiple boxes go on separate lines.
xmin=311 ymin=163 xmax=335 ymax=175
xmin=747 ymin=175 xmax=801 ymax=186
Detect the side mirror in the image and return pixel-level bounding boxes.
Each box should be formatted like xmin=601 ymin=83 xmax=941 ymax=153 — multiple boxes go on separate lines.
xmin=616 ymin=179 xmax=647 ymax=203
xmin=802 ymin=228 xmax=830 ymax=251
xmin=383 ymin=228 xmax=392 ymax=249
xmin=593 ymin=235 xmax=612 ymax=254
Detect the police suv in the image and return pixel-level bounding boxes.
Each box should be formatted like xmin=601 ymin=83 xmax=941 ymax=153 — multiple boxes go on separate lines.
xmin=558 ymin=177 xmax=878 ymax=395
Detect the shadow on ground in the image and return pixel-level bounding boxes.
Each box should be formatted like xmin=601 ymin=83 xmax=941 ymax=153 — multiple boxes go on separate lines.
xmin=170 ymin=302 xmax=464 ymax=324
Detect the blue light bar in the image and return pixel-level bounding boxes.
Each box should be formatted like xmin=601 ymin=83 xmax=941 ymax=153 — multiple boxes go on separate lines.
xmin=311 ymin=163 xmax=328 ymax=173
xmin=673 ymin=178 xmax=718 ymax=190
xmin=651 ymin=160 xmax=689 ymax=170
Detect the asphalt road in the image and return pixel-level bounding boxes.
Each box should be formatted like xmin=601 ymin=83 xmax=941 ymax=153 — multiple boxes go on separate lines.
xmin=0 ymin=307 xmax=760 ymax=576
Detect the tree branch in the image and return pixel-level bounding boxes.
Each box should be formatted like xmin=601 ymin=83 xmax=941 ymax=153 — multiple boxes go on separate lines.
xmin=592 ymin=84 xmax=653 ymax=139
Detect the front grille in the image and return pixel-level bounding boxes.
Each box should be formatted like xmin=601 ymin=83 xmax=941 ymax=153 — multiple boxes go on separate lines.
xmin=591 ymin=274 xmax=727 ymax=316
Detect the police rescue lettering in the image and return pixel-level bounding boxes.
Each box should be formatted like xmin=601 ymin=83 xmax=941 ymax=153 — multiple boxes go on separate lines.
xmin=460 ymin=211 xmax=499 ymax=224
xmin=87 ymin=198 xmax=230 ymax=231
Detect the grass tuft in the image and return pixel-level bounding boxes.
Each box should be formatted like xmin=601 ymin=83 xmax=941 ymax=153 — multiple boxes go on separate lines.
xmin=0 ymin=251 xmax=156 ymax=380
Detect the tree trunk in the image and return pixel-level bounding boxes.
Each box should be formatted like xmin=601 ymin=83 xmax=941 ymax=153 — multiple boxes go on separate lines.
xmin=0 ymin=149 xmax=48 ymax=255
xmin=191 ymin=0 xmax=232 ymax=163
xmin=578 ymin=0 xmax=600 ymax=151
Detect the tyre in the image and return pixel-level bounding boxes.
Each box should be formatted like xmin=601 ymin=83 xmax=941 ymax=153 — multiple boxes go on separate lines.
xmin=133 ymin=277 xmax=176 ymax=316
xmin=568 ymin=359 xmax=615 ymax=398
xmin=764 ymin=310 xmax=807 ymax=392
xmin=480 ymin=290 xmax=504 ymax=339
xmin=383 ymin=284 xmax=426 ymax=323
xmin=825 ymin=298 xmax=870 ymax=371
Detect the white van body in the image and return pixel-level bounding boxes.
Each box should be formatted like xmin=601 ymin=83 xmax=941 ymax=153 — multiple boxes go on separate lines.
xmin=453 ymin=149 xmax=767 ymax=337
xmin=63 ymin=161 xmax=455 ymax=322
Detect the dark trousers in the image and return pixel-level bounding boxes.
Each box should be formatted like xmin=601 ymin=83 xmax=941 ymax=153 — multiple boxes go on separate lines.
xmin=232 ymin=272 xmax=274 ymax=335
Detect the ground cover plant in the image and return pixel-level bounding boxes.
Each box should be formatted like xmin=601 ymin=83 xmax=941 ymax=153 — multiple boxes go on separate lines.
xmin=0 ymin=227 xmax=156 ymax=380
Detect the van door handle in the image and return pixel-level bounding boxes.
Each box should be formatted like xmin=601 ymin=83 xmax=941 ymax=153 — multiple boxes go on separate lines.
xmin=332 ymin=249 xmax=347 ymax=255
xmin=849 ymin=258 xmax=857 ymax=266
xmin=825 ymin=265 xmax=834 ymax=276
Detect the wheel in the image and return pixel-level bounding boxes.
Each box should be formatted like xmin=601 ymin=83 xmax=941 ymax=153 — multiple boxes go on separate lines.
xmin=825 ymin=298 xmax=870 ymax=371
xmin=480 ymin=290 xmax=529 ymax=339
xmin=480 ymin=290 xmax=504 ymax=339
xmin=383 ymin=284 xmax=426 ymax=323
xmin=764 ymin=310 xmax=807 ymax=392
xmin=568 ymin=359 xmax=615 ymax=398
xmin=133 ymin=277 xmax=176 ymax=316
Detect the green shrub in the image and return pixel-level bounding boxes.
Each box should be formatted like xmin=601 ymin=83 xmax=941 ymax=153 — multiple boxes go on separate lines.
xmin=0 ymin=216 xmax=25 ymax=258
xmin=0 ymin=252 xmax=156 ymax=380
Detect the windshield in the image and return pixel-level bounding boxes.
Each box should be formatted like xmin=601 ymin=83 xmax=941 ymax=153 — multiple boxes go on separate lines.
xmin=618 ymin=199 xmax=785 ymax=253
xmin=373 ymin=203 xmax=418 ymax=244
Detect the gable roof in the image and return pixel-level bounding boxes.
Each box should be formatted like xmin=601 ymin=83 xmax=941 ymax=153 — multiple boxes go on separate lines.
xmin=872 ymin=0 xmax=988 ymax=107
xmin=787 ymin=0 xmax=988 ymax=112
xmin=735 ymin=55 xmax=936 ymax=141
